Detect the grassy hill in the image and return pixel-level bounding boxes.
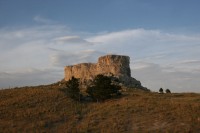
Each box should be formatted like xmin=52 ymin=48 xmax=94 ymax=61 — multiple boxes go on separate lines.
xmin=0 ymin=83 xmax=200 ymax=132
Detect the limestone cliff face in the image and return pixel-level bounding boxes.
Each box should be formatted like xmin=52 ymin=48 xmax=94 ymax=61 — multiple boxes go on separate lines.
xmin=64 ymin=55 xmax=142 ymax=88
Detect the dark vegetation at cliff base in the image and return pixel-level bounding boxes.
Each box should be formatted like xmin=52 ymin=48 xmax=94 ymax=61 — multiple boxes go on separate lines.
xmin=0 ymin=82 xmax=200 ymax=132
xmin=86 ymin=75 xmax=121 ymax=102
xmin=62 ymin=75 xmax=122 ymax=102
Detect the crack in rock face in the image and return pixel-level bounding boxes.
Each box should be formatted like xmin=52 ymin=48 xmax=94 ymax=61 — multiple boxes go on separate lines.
xmin=64 ymin=55 xmax=145 ymax=89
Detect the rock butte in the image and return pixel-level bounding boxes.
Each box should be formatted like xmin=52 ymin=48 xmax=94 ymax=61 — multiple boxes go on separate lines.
xmin=64 ymin=55 xmax=143 ymax=88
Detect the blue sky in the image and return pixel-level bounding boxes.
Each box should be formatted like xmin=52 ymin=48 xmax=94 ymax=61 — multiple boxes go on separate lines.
xmin=1 ymin=0 xmax=200 ymax=32
xmin=0 ymin=0 xmax=200 ymax=92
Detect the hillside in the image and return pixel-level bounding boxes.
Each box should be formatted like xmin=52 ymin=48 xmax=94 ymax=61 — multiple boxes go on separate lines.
xmin=0 ymin=84 xmax=200 ymax=132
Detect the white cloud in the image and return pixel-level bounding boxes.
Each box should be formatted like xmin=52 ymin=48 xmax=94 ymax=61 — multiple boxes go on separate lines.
xmin=54 ymin=36 xmax=93 ymax=45
xmin=87 ymin=29 xmax=161 ymax=43
xmin=131 ymin=61 xmax=200 ymax=92
xmin=88 ymin=29 xmax=200 ymax=64
xmin=178 ymin=60 xmax=200 ymax=65
xmin=50 ymin=49 xmax=105 ymax=66
xmin=0 ymin=68 xmax=62 ymax=88
xmin=33 ymin=15 xmax=56 ymax=24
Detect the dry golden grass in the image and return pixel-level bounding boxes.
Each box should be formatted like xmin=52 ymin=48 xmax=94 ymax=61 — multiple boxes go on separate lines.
xmin=0 ymin=84 xmax=200 ymax=132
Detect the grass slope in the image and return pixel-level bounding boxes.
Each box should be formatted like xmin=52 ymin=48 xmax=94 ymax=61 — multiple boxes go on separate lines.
xmin=0 ymin=84 xmax=200 ymax=132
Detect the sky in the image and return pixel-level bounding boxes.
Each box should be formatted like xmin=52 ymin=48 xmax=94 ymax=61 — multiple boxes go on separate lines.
xmin=0 ymin=0 xmax=200 ymax=92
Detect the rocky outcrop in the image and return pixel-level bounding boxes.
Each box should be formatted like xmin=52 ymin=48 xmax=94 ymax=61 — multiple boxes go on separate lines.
xmin=64 ymin=55 xmax=144 ymax=88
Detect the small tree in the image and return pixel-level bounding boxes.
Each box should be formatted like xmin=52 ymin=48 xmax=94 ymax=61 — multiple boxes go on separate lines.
xmin=64 ymin=77 xmax=80 ymax=101
xmin=159 ymin=88 xmax=163 ymax=93
xmin=165 ymin=89 xmax=171 ymax=93
xmin=86 ymin=74 xmax=121 ymax=102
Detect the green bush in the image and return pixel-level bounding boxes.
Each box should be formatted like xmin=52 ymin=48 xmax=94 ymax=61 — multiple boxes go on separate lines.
xmin=64 ymin=77 xmax=80 ymax=101
xmin=159 ymin=88 xmax=163 ymax=93
xmin=165 ymin=89 xmax=171 ymax=93
xmin=86 ymin=74 xmax=121 ymax=102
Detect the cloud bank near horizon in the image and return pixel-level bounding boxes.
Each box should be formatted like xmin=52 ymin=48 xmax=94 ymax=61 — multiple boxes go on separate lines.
xmin=0 ymin=24 xmax=200 ymax=92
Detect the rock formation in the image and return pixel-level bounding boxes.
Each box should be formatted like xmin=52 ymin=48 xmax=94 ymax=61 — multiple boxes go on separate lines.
xmin=64 ymin=55 xmax=144 ymax=88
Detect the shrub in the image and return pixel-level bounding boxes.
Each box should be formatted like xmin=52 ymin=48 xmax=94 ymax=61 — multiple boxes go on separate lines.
xmin=86 ymin=74 xmax=121 ymax=102
xmin=159 ymin=88 xmax=163 ymax=93
xmin=165 ymin=89 xmax=171 ymax=93
xmin=64 ymin=77 xmax=80 ymax=101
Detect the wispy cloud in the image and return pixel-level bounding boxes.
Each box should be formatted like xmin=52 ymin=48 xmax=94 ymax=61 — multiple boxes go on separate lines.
xmin=54 ymin=36 xmax=93 ymax=45
xmin=50 ymin=49 xmax=105 ymax=66
xmin=178 ymin=60 xmax=200 ymax=65
xmin=33 ymin=15 xmax=56 ymax=24
xmin=132 ymin=61 xmax=200 ymax=92
xmin=89 ymin=29 xmax=200 ymax=63
xmin=0 ymin=68 xmax=61 ymax=88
